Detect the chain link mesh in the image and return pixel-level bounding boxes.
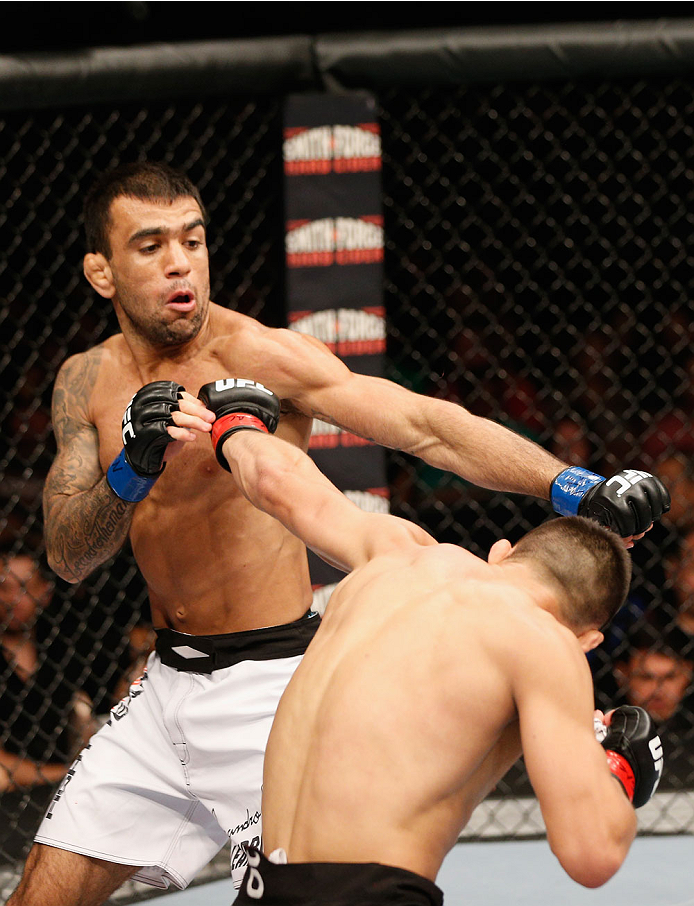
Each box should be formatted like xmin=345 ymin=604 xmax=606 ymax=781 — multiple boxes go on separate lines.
xmin=1 ymin=72 xmax=693 ymax=895
xmin=380 ymin=77 xmax=694 ymax=824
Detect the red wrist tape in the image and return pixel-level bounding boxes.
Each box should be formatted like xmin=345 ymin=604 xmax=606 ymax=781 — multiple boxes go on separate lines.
xmin=605 ymin=749 xmax=636 ymax=802
xmin=211 ymin=413 xmax=268 ymax=450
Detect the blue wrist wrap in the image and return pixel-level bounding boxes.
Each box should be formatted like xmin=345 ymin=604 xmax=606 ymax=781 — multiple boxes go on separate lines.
xmin=106 ymin=448 xmax=159 ymax=503
xmin=551 ymin=466 xmax=604 ymax=516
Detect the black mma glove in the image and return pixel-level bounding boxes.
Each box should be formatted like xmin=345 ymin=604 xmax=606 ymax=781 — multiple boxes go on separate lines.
xmin=106 ymin=380 xmax=184 ymax=502
xmin=550 ymin=466 xmax=670 ymax=536
xmin=600 ymin=705 xmax=664 ymax=808
xmin=198 ymin=378 xmax=280 ymax=471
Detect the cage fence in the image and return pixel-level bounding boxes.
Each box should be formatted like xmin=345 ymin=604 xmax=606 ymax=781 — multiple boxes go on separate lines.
xmin=1 ymin=22 xmax=693 ymax=902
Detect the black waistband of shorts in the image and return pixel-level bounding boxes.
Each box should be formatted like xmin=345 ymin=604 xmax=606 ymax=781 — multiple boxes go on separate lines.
xmin=155 ymin=609 xmax=320 ymax=673
xmin=236 ymin=848 xmax=444 ymax=906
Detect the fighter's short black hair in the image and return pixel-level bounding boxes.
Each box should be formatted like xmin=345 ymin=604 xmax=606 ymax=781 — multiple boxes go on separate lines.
xmin=83 ymin=161 xmax=207 ymax=257
xmin=507 ymin=515 xmax=632 ymax=631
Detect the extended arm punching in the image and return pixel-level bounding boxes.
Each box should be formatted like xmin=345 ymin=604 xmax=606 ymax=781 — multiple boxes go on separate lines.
xmin=232 ymin=327 xmax=671 ymax=539
xmin=198 ymin=380 xmax=436 ymax=572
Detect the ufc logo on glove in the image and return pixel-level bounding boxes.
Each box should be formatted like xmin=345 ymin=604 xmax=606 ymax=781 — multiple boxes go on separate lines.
xmin=605 ymin=470 xmax=653 ymax=498
xmin=121 ymin=396 xmax=137 ymax=443
xmin=214 ymin=378 xmax=275 ymax=397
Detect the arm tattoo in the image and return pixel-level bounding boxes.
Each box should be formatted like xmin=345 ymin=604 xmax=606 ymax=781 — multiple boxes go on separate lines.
xmin=43 ymin=348 xmax=134 ymax=582
xmin=50 ymin=348 xmax=102 ymax=450
xmin=279 ymin=399 xmax=303 ymax=418
xmin=46 ymin=481 xmax=134 ymax=582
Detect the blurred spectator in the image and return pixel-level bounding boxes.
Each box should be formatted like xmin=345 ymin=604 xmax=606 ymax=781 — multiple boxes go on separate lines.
xmin=548 ymin=415 xmax=592 ymax=467
xmin=656 ymin=455 xmax=694 ymax=533
xmin=613 ymin=628 xmax=693 ymax=724
xmin=608 ymin=627 xmax=694 ymax=790
xmin=0 ymin=550 xmax=97 ymax=793
xmin=642 ymin=409 xmax=694 ymax=465
xmin=0 ymin=548 xmax=104 ymax=863
xmin=666 ymin=527 xmax=694 ymax=636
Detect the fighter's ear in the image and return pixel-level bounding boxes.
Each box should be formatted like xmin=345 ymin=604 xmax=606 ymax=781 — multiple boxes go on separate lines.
xmin=488 ymin=538 xmax=513 ymax=564
xmin=577 ymin=628 xmax=604 ymax=653
xmin=84 ymin=252 xmax=115 ymax=299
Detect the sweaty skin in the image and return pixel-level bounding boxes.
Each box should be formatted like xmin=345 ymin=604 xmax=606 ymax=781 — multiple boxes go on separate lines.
xmin=262 ymin=551 xmax=636 ymax=888
xmin=262 ymin=545 xmax=532 ymax=875
xmin=42 ymin=194 xmax=573 ymax=635
xmin=222 ymin=430 xmax=637 ymax=889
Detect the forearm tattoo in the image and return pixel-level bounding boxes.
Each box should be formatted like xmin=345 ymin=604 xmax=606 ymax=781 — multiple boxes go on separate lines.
xmin=43 ymin=348 xmax=134 ymax=581
xmin=45 ymin=482 xmax=133 ymax=581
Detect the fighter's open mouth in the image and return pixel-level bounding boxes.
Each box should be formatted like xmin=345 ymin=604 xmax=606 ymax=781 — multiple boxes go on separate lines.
xmin=166 ymin=291 xmax=196 ymax=309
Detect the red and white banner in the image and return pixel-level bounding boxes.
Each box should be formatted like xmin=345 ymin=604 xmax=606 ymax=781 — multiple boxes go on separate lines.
xmin=283 ymin=93 xmax=388 ymax=595
xmin=286 ymin=216 xmax=384 ymax=267
xmin=284 ymin=122 xmax=381 ymax=175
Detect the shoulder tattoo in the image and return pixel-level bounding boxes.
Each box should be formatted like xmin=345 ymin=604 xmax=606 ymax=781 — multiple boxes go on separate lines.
xmin=51 ymin=347 xmax=104 ymax=445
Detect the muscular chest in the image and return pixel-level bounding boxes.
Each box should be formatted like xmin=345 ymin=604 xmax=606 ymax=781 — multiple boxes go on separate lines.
xmin=90 ymin=355 xmax=233 ymax=471
xmin=90 ymin=355 xmax=310 ymax=498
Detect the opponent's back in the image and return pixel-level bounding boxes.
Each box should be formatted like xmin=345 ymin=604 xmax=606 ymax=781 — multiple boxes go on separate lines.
xmin=260 ymin=542 xmax=556 ymax=881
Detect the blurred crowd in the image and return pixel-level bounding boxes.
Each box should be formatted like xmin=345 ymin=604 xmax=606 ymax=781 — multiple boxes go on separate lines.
xmin=389 ymin=302 xmax=694 ymax=792
xmin=1 ymin=297 xmax=693 ymax=869
xmin=0 ymin=544 xmax=154 ymax=862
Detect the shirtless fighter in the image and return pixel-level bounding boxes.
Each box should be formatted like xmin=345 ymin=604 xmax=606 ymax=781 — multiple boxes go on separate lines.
xmin=8 ymin=161 xmax=668 ymax=906
xmin=210 ymin=385 xmax=663 ymax=903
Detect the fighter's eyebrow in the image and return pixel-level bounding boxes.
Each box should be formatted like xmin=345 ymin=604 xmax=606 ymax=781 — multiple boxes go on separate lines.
xmin=183 ymin=217 xmax=206 ymax=233
xmin=128 ymin=218 xmax=206 ymax=245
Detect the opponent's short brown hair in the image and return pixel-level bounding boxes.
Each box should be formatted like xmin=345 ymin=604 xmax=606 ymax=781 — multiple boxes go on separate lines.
xmin=83 ymin=161 xmax=207 ymax=257
xmin=507 ymin=515 xmax=632 ymax=631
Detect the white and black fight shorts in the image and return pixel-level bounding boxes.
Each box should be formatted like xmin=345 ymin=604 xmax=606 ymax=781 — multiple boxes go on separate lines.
xmin=35 ymin=611 xmax=320 ymax=891
xmin=234 ymin=847 xmax=444 ymax=906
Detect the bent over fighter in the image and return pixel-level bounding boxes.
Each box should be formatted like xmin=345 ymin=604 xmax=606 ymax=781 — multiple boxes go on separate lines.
xmin=9 ymin=161 xmax=668 ymax=906
xmin=214 ymin=391 xmax=662 ymax=903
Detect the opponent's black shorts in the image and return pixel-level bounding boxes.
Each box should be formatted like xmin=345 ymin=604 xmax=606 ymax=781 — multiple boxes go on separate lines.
xmin=234 ymin=848 xmax=443 ymax=906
